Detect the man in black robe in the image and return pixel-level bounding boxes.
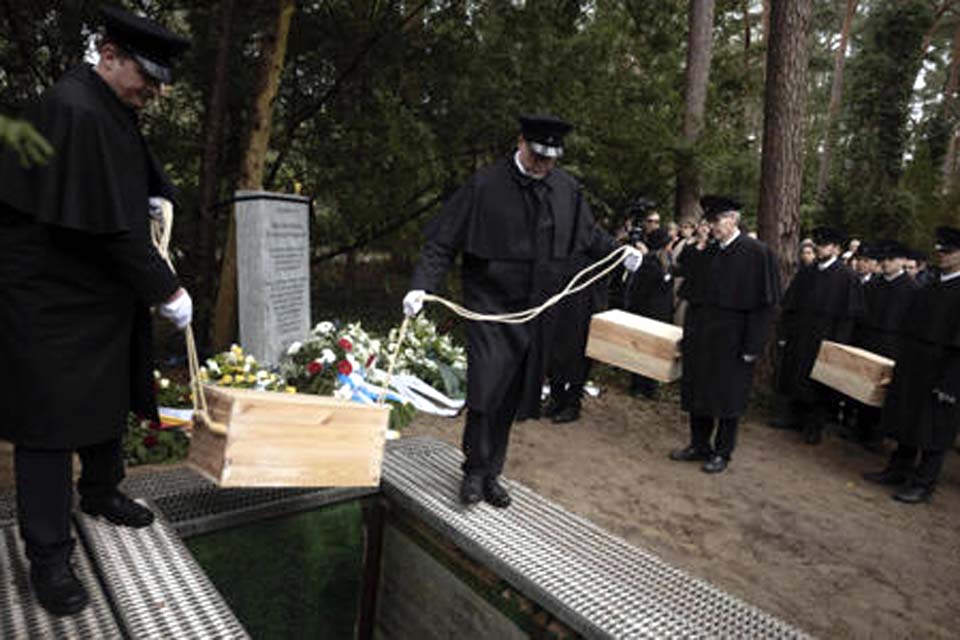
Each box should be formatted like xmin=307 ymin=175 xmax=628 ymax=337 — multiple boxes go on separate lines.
xmin=852 ymin=241 xmax=918 ymax=449
xmin=623 ymin=227 xmax=674 ymax=399
xmin=776 ymin=227 xmax=865 ymax=444
xmin=0 ymin=7 xmax=191 ymax=615
xmin=668 ymin=196 xmax=780 ymax=473
xmin=404 ymin=115 xmax=642 ymax=506
xmin=862 ymin=227 xmax=960 ymax=504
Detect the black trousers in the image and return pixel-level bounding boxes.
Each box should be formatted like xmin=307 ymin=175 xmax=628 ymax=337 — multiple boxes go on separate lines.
xmin=630 ymin=374 xmax=658 ymax=397
xmin=15 ymin=438 xmax=124 ymax=566
xmin=886 ymin=444 xmax=947 ymax=489
xmin=462 ymin=363 xmax=525 ymax=479
xmin=689 ymin=414 xmax=739 ymax=460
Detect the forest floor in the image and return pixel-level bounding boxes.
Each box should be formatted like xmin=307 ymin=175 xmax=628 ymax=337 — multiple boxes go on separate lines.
xmin=404 ymin=375 xmax=960 ymax=640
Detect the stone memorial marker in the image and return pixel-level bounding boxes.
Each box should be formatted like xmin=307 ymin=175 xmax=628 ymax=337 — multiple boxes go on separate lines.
xmin=236 ymin=190 xmax=311 ymax=365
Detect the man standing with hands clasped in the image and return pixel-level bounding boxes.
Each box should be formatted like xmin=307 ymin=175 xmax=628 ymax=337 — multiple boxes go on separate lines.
xmin=668 ymin=196 xmax=780 ymax=473
xmin=0 ymin=6 xmax=191 ymax=615
xmin=404 ymin=114 xmax=643 ymax=507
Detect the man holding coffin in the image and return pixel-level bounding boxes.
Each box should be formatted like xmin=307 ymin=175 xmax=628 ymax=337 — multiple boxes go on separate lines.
xmin=668 ymin=196 xmax=780 ymax=473
xmin=863 ymin=227 xmax=960 ymax=503
xmin=404 ymin=114 xmax=643 ymax=506
xmin=776 ymin=226 xmax=865 ymax=444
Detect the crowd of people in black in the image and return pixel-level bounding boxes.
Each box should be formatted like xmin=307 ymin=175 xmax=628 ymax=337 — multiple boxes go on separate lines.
xmin=548 ymin=196 xmax=959 ymax=506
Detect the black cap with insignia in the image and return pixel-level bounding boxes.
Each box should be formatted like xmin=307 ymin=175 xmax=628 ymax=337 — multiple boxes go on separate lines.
xmin=935 ymin=226 xmax=960 ymax=252
xmin=518 ymin=114 xmax=573 ymax=158
xmin=101 ymin=5 xmax=190 ymax=84
xmin=854 ymin=242 xmax=880 ymax=260
xmin=699 ymin=195 xmax=742 ymax=222
xmin=877 ymin=240 xmax=909 ymax=260
xmin=811 ymin=226 xmax=846 ymax=247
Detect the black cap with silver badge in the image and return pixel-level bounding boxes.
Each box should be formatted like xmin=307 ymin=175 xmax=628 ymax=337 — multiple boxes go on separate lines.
xmin=518 ymin=114 xmax=573 ymax=158
xmin=101 ymin=5 xmax=190 ymax=85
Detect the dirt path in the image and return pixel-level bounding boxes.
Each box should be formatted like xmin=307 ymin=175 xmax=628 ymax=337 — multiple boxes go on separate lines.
xmin=404 ymin=386 xmax=960 ymax=639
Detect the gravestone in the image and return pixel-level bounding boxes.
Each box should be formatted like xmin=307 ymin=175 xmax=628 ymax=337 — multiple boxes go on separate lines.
xmin=236 ymin=190 xmax=311 ymax=365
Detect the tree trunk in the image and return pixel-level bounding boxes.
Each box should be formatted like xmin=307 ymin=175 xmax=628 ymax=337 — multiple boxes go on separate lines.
xmin=196 ymin=0 xmax=236 ymax=345
xmin=756 ymin=0 xmax=813 ymax=386
xmin=211 ymin=0 xmax=296 ymax=350
xmin=816 ymin=0 xmax=858 ymax=202
xmin=674 ymin=0 xmax=716 ymax=224
xmin=941 ymin=20 xmax=960 ymax=190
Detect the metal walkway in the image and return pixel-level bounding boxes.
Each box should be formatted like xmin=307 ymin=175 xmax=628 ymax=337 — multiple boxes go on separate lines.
xmin=0 ymin=437 xmax=811 ymax=639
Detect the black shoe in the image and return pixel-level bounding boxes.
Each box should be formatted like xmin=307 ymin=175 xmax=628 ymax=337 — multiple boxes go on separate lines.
xmin=702 ymin=455 xmax=728 ymax=474
xmin=860 ymin=438 xmax=885 ymax=453
xmin=669 ymin=446 xmax=712 ymax=462
xmin=551 ymin=402 xmax=581 ymax=424
xmin=80 ymin=492 xmax=155 ymax=528
xmin=767 ymin=416 xmax=799 ymax=431
xmin=862 ymin=469 xmax=908 ymax=486
xmin=459 ymin=474 xmax=484 ymax=505
xmin=542 ymin=396 xmax=566 ymax=418
xmin=482 ymin=477 xmax=512 ymax=508
xmin=30 ymin=561 xmax=89 ymax=616
xmin=893 ymin=485 xmax=932 ymax=504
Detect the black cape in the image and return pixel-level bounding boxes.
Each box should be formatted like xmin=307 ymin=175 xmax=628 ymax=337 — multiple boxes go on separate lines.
xmin=679 ymin=234 xmax=780 ymax=418
xmin=0 ymin=64 xmax=178 ymax=448
xmin=410 ymin=157 xmax=612 ymax=419
xmin=881 ymin=276 xmax=960 ymax=450
xmin=854 ymin=272 xmax=918 ymax=360
xmin=777 ymin=259 xmax=865 ymax=403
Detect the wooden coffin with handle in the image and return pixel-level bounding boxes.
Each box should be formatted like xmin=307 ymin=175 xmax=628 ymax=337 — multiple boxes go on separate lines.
xmin=188 ymin=386 xmax=390 ymax=488
xmin=585 ymin=309 xmax=683 ymax=383
xmin=810 ymin=340 xmax=895 ymax=408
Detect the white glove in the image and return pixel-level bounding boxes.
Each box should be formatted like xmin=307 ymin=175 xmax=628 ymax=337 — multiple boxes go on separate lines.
xmin=933 ymin=388 xmax=957 ymax=405
xmin=403 ymin=289 xmax=425 ymax=317
xmin=742 ymin=354 xmax=758 ymax=363
xmin=623 ymin=247 xmax=644 ymax=272
xmin=159 ymin=288 xmax=192 ymax=331
xmin=148 ymin=197 xmax=169 ymax=221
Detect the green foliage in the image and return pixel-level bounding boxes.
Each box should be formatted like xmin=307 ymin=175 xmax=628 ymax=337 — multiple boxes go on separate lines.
xmin=122 ymin=413 xmax=189 ymax=467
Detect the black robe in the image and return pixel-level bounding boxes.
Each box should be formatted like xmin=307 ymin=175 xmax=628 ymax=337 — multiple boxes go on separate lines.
xmin=778 ymin=259 xmax=865 ymax=403
xmin=623 ymin=253 xmax=672 ymax=322
xmin=410 ymin=157 xmax=611 ymax=419
xmin=854 ymin=272 xmax=918 ymax=360
xmin=0 ymin=64 xmax=179 ymax=449
xmin=881 ymin=276 xmax=960 ymax=450
xmin=679 ymin=234 xmax=780 ymax=418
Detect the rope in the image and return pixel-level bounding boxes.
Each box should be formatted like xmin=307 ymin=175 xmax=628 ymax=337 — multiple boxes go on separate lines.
xmin=150 ymin=200 xmax=208 ymax=418
xmin=152 ymin=198 xmax=631 ymax=412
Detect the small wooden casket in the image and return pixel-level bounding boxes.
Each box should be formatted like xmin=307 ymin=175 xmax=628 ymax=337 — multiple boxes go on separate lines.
xmin=188 ymin=386 xmax=390 ymax=488
xmin=810 ymin=340 xmax=895 ymax=407
xmin=585 ymin=309 xmax=683 ymax=383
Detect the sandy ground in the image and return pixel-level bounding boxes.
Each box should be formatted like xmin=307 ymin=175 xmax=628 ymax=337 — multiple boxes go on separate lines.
xmin=404 ymin=383 xmax=960 ymax=639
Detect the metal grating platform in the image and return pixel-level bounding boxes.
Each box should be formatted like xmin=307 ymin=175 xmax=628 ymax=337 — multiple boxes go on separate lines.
xmin=381 ymin=437 xmax=811 ymax=640
xmin=75 ymin=501 xmax=249 ymax=639
xmin=1 ymin=524 xmax=122 ymax=638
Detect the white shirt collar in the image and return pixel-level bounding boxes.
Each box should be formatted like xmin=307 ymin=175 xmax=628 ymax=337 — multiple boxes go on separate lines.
xmin=817 ymin=255 xmax=838 ymax=271
xmin=941 ymin=270 xmax=960 ymax=283
xmin=883 ymin=270 xmax=904 ymax=282
xmin=719 ymin=228 xmax=741 ymax=250
xmin=861 ymin=273 xmax=872 ymax=283
xmin=514 ymin=150 xmax=543 ymax=180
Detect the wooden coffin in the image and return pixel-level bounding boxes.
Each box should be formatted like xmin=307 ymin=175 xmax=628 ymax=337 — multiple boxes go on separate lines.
xmin=586 ymin=309 xmax=683 ymax=383
xmin=188 ymin=386 xmax=390 ymax=488
xmin=810 ymin=340 xmax=895 ymax=407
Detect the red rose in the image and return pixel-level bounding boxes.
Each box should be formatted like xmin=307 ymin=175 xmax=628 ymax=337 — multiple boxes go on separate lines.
xmin=338 ymin=338 xmax=353 ymax=352
xmin=143 ymin=435 xmax=159 ymax=448
xmin=307 ymin=360 xmax=323 ymax=376
xmin=337 ymin=360 xmax=353 ymax=375
xmin=149 ymin=420 xmax=162 ymax=431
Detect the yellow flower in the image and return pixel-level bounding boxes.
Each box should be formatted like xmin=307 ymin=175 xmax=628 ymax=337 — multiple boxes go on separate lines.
xmin=285 ymin=386 xmax=297 ymax=393
xmin=221 ymin=374 xmax=234 ymax=385
xmin=246 ymin=374 xmax=256 ymax=383
xmin=231 ymin=344 xmax=243 ymax=356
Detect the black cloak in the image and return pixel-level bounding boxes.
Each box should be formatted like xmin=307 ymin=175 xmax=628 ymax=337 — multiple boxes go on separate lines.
xmin=881 ymin=276 xmax=960 ymax=450
xmin=0 ymin=64 xmax=179 ymax=449
xmin=777 ymin=258 xmax=865 ymax=403
xmin=679 ymin=234 xmax=781 ymax=418
xmin=410 ymin=156 xmax=611 ymax=419
xmin=854 ymin=272 xmax=919 ymax=360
